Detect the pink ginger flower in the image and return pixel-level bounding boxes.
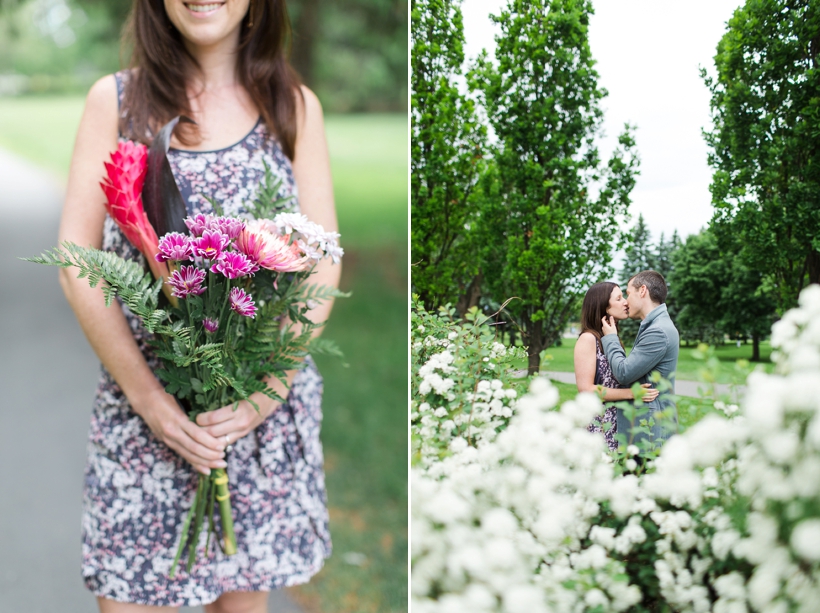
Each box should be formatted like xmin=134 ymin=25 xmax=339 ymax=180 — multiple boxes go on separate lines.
xmin=100 ymin=140 xmax=174 ymax=304
xmin=167 ymin=265 xmax=207 ymax=298
xmin=155 ymin=232 xmax=194 ymax=262
xmin=236 ymin=219 xmax=311 ymax=272
xmin=229 ymin=287 xmax=256 ymax=318
xmin=211 ymin=251 xmax=258 ymax=279
xmin=203 ymin=317 xmax=219 ymax=333
xmin=193 ymin=230 xmax=231 ymax=260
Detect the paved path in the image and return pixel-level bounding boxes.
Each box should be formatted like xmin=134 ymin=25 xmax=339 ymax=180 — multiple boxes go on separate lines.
xmin=0 ymin=148 xmax=302 ymax=613
xmin=539 ymin=370 xmax=744 ymax=399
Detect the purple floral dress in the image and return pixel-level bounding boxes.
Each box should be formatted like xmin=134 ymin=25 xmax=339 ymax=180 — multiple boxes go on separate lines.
xmin=587 ymin=341 xmax=624 ymax=452
xmin=80 ymin=71 xmax=331 ymax=607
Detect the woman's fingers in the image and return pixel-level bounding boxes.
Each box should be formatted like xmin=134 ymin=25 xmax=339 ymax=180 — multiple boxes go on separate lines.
xmin=158 ymin=422 xmax=227 ymax=472
xmin=182 ymin=419 xmax=225 ymax=451
xmin=195 ymin=405 xmax=236 ymax=427
xmin=198 ymin=401 xmax=261 ymax=439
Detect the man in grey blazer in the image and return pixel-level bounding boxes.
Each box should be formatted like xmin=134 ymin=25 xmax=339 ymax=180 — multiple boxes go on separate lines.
xmin=601 ymin=270 xmax=679 ymax=449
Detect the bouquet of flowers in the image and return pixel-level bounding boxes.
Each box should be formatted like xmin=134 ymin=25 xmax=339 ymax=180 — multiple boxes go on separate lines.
xmin=27 ymin=136 xmax=344 ymax=577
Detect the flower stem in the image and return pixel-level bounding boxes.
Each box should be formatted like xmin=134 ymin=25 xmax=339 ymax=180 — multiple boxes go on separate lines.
xmin=212 ymin=468 xmax=237 ymax=555
xmin=169 ymin=479 xmax=198 ymax=579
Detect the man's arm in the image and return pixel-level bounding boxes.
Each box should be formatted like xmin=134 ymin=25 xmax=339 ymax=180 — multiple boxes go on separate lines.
xmin=602 ymin=327 xmax=669 ymax=385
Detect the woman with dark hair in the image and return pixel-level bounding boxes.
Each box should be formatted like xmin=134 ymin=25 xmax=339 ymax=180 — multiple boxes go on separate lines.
xmin=57 ymin=1 xmax=338 ymax=610
xmin=573 ymin=282 xmax=658 ymax=451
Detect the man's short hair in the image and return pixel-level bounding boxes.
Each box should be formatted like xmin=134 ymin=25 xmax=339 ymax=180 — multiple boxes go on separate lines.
xmin=629 ymin=270 xmax=667 ymax=304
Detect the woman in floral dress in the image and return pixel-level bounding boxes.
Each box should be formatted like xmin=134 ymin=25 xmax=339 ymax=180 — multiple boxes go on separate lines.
xmin=573 ymin=282 xmax=658 ymax=451
xmin=57 ymin=0 xmax=339 ymax=611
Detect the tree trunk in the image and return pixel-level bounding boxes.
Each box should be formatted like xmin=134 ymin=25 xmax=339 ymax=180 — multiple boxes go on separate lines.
xmin=752 ymin=333 xmax=760 ymax=362
xmin=290 ymin=0 xmax=320 ymax=86
xmin=808 ymin=248 xmax=820 ymax=286
xmin=526 ymin=319 xmax=544 ymax=376
xmin=455 ymin=273 xmax=483 ymax=317
xmin=527 ymin=346 xmax=542 ymax=376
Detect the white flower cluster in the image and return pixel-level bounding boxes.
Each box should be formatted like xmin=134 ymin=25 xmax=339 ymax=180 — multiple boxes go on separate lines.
xmin=272 ymin=212 xmax=344 ymax=263
xmin=412 ymin=285 xmax=820 ymax=612
xmin=413 ymin=380 xmax=644 ymax=612
xmin=412 ymin=317 xmax=525 ymax=467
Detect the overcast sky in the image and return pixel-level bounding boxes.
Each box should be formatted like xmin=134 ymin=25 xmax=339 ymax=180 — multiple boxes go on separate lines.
xmin=461 ymin=0 xmax=743 ymax=246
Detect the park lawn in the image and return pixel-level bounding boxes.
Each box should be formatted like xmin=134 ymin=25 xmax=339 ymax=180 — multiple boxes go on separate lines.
xmin=530 ymin=337 xmax=774 ymax=384
xmin=0 ymin=96 xmax=409 ymax=613
xmin=0 ymin=96 xmax=407 ymax=246
xmin=0 ymin=95 xmax=86 ymax=177
xmin=545 ymin=378 xmax=719 ymax=441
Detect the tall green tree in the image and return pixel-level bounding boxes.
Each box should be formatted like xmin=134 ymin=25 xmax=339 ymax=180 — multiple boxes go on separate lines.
xmin=472 ymin=0 xmax=638 ymax=375
xmin=411 ymin=0 xmax=485 ymax=311
xmin=704 ymin=0 xmax=820 ymax=313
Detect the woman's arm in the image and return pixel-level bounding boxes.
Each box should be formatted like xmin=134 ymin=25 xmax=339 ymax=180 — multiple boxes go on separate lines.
xmin=574 ymin=333 xmax=657 ymax=403
xmin=197 ymin=85 xmax=340 ymax=438
xmin=59 ymin=76 xmax=226 ymax=475
xmin=289 ymin=84 xmax=341 ymax=329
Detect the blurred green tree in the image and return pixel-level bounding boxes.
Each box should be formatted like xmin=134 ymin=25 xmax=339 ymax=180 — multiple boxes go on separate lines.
xmin=704 ymin=0 xmax=820 ymax=313
xmin=3 ymin=0 xmax=407 ymax=110
xmin=290 ymin=0 xmax=408 ymax=111
xmin=410 ymin=0 xmax=486 ymax=312
xmin=471 ymin=0 xmax=639 ymax=375
xmin=671 ymin=228 xmax=775 ymax=359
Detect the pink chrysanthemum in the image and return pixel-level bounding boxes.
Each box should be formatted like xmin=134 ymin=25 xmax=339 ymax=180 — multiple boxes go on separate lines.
xmin=184 ymin=213 xmax=216 ymax=237
xmin=192 ymin=229 xmax=231 ymax=260
xmin=211 ymin=251 xmax=258 ymax=279
xmin=235 ymin=220 xmax=311 ymax=272
xmin=167 ymin=265 xmax=207 ymax=298
xmin=229 ymin=287 xmax=256 ymax=318
xmin=155 ymin=232 xmax=194 ymax=262
xmin=211 ymin=216 xmax=246 ymax=240
xmin=203 ymin=317 xmax=219 ymax=333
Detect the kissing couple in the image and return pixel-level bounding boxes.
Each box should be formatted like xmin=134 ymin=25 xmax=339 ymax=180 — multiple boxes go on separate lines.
xmin=573 ymin=270 xmax=680 ymax=453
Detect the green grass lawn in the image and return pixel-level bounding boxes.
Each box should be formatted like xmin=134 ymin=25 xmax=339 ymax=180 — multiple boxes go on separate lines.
xmin=0 ymin=95 xmax=86 ymax=177
xmin=0 ymin=96 xmax=408 ymax=613
xmin=530 ymin=337 xmax=774 ymax=383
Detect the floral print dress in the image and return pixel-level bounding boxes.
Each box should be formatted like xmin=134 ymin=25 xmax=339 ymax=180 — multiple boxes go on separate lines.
xmin=80 ymin=71 xmax=331 ymax=607
xmin=587 ymin=341 xmax=624 ymax=452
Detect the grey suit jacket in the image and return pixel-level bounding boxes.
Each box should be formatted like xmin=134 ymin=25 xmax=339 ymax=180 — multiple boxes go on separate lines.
xmin=601 ymin=304 xmax=680 ymax=447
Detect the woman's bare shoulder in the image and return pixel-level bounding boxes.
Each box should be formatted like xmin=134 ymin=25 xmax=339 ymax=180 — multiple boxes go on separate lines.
xmin=85 ymin=74 xmax=118 ymax=116
xmin=576 ymin=332 xmax=598 ymax=348
xmin=295 ymin=84 xmax=324 ymax=129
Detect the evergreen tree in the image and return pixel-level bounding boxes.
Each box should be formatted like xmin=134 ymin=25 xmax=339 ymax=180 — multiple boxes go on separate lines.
xmin=618 ymin=214 xmax=654 ymax=344
xmin=655 ymin=230 xmax=682 ymax=324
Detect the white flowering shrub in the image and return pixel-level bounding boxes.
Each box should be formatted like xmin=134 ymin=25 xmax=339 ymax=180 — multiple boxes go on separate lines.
xmin=412 ymin=285 xmax=820 ymax=612
xmin=411 ymin=299 xmax=527 ymax=466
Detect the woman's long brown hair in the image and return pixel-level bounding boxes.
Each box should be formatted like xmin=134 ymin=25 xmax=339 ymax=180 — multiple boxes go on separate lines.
xmin=579 ymin=282 xmax=621 ymax=349
xmin=120 ymin=0 xmax=303 ymax=160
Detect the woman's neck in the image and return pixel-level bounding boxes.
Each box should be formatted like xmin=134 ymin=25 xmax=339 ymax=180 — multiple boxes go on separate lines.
xmin=183 ymin=30 xmax=241 ymax=92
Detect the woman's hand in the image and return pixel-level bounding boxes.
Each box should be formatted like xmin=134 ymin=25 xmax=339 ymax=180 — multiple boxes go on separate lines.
xmin=195 ymin=393 xmax=279 ymax=449
xmin=601 ymin=315 xmax=618 ymax=336
xmin=132 ymin=388 xmax=227 ymax=475
xmin=639 ymin=383 xmax=659 ymax=403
